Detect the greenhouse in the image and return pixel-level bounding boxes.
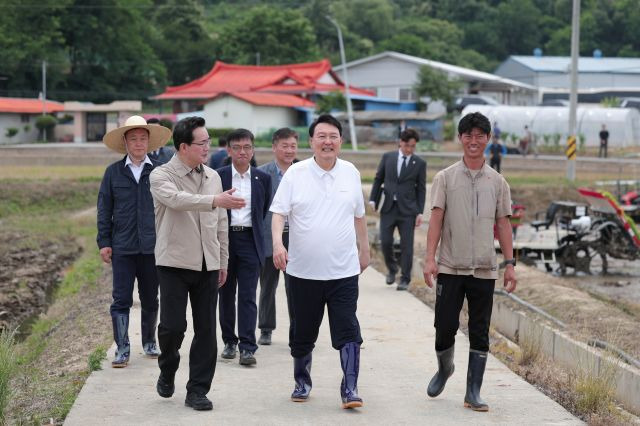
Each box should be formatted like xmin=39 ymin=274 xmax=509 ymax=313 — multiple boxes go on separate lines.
xmin=460 ymin=105 xmax=640 ymax=147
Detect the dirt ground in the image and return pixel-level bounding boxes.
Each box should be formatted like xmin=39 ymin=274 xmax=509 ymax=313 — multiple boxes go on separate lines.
xmin=0 ymin=230 xmax=80 ymax=332
xmin=8 ymin=264 xmax=113 ymax=423
xmin=369 ymin=183 xmax=640 ymax=362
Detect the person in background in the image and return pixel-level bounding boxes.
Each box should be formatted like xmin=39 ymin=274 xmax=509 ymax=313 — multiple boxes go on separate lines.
xmin=423 ymin=112 xmax=517 ymax=413
xmin=369 ymin=128 xmax=426 ymax=291
xmin=147 ymin=118 xmax=175 ymax=164
xmin=519 ymin=125 xmax=532 ymax=157
xmin=256 ymin=128 xmax=299 ymax=346
xmin=209 ymin=136 xmax=229 ymax=169
xmin=492 ymin=122 xmax=501 ymax=143
xmin=599 ymin=124 xmax=609 ymax=158
xmin=484 ymin=137 xmax=507 ymax=174
xmin=97 ymin=115 xmax=171 ymax=368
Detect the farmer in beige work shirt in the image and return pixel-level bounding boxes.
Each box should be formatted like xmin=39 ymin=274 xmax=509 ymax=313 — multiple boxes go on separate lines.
xmin=423 ymin=112 xmax=517 ymax=413
xmin=150 ymin=116 xmax=245 ymax=411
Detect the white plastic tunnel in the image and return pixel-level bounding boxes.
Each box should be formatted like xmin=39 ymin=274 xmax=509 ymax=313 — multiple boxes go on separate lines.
xmin=459 ymin=105 xmax=640 ymax=147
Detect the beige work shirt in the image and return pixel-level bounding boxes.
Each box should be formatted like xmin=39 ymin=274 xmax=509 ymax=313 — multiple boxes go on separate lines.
xmin=150 ymin=155 xmax=228 ymax=272
xmin=430 ymin=160 xmax=511 ymax=279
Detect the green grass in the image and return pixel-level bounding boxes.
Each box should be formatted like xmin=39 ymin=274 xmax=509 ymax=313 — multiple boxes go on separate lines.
xmin=0 ymin=328 xmax=18 ymax=425
xmin=0 ymin=180 xmax=99 ymax=219
xmin=88 ymin=346 xmax=107 ymax=372
xmin=56 ymin=254 xmax=102 ymax=298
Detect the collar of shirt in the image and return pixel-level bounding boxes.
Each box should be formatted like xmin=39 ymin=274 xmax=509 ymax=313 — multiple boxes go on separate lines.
xmin=310 ymin=156 xmax=339 ymax=180
xmin=125 ymin=155 xmax=153 ymax=168
xmin=231 ymin=163 xmax=251 ymax=179
xmin=398 ymin=149 xmax=411 ymax=162
xmin=461 ymin=158 xmax=487 ymax=179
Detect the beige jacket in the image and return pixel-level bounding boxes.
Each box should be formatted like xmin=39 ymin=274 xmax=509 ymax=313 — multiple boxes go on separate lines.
xmin=150 ymin=155 xmax=228 ymax=272
xmin=430 ymin=160 xmax=511 ymax=279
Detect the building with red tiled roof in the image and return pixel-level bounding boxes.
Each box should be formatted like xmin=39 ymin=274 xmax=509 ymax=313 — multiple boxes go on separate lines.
xmin=153 ymin=59 xmax=374 ymax=135
xmin=0 ymin=97 xmax=65 ymax=144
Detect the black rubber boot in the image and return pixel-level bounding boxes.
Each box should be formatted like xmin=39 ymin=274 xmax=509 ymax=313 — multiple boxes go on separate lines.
xmin=111 ymin=313 xmax=130 ymax=368
xmin=339 ymin=342 xmax=363 ymax=409
xmin=141 ymin=309 xmax=160 ymax=357
xmin=290 ymin=353 xmax=312 ymax=402
xmin=427 ymin=345 xmax=455 ymax=397
xmin=464 ymin=350 xmax=489 ymax=412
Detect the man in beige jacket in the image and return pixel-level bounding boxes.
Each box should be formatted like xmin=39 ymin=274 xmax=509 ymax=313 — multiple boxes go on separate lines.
xmin=150 ymin=116 xmax=245 ymax=411
xmin=423 ymin=112 xmax=517 ymax=412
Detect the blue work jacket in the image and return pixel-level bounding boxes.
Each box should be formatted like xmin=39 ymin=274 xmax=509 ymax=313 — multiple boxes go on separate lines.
xmin=97 ymin=156 xmax=159 ymax=255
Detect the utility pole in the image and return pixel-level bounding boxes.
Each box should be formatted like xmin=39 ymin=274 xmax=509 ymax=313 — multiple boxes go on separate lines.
xmin=326 ymin=16 xmax=358 ymax=151
xmin=566 ymin=0 xmax=580 ymax=181
xmin=42 ymin=60 xmax=47 ymax=115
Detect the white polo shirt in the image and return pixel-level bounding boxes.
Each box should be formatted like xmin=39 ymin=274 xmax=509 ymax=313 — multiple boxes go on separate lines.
xmin=270 ymin=157 xmax=365 ymax=280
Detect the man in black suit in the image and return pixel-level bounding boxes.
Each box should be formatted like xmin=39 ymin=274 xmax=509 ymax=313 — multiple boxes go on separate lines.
xmin=217 ymin=129 xmax=271 ymax=366
xmin=369 ymin=128 xmax=426 ymax=291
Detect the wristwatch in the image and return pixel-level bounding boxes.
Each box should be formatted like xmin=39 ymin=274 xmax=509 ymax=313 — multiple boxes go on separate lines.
xmin=503 ymin=258 xmax=516 ymax=267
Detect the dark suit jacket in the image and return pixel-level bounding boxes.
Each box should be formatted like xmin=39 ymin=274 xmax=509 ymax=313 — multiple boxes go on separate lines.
xmin=369 ymin=151 xmax=426 ymax=216
xmin=257 ymin=161 xmax=281 ymax=258
xmin=217 ymin=165 xmax=271 ymax=266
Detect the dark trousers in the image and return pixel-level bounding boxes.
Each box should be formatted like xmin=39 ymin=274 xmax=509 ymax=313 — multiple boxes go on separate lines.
xmin=110 ymin=253 xmax=158 ymax=316
xmin=434 ymin=273 xmax=495 ymax=352
xmin=288 ymin=274 xmax=362 ymax=358
xmin=219 ymin=231 xmax=261 ymax=352
xmin=157 ymin=265 xmax=218 ymax=395
xmin=258 ymin=231 xmax=291 ymax=332
xmin=489 ymin=157 xmax=501 ymax=174
xmin=380 ymin=203 xmax=416 ymax=282
xmin=599 ymin=143 xmax=608 ymax=158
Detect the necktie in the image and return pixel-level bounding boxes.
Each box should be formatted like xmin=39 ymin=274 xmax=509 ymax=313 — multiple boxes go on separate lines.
xmin=400 ymin=155 xmax=407 ymax=177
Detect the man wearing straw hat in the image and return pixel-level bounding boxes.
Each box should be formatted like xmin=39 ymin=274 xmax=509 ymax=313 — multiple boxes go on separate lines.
xmin=97 ymin=115 xmax=172 ymax=368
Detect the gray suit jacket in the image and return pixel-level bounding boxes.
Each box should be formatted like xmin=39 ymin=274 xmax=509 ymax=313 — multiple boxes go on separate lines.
xmin=258 ymin=160 xmax=281 ymax=258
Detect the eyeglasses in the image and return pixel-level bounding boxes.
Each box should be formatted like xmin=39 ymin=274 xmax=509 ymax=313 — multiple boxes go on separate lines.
xmin=191 ymin=139 xmax=211 ymax=148
xmin=230 ymin=145 xmax=254 ymax=152
xmin=314 ymin=135 xmax=340 ymax=143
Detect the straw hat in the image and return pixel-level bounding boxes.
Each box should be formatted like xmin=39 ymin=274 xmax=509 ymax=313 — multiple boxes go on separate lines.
xmin=102 ymin=115 xmax=171 ymax=154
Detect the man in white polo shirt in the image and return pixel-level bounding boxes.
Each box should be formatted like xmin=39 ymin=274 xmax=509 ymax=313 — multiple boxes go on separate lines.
xmin=271 ymin=114 xmax=370 ymax=410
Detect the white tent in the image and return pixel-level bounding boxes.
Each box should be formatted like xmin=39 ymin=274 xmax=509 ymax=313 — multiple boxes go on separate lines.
xmin=460 ymin=105 xmax=640 ymax=147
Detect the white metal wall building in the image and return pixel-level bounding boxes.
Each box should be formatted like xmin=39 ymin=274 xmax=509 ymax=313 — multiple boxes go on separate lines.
xmin=333 ymin=51 xmax=539 ymax=108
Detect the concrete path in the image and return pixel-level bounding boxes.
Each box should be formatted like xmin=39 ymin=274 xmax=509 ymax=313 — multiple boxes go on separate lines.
xmin=65 ymin=267 xmax=582 ymax=425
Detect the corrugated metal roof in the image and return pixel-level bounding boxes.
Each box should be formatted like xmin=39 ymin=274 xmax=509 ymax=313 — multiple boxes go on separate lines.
xmin=0 ymin=97 xmax=64 ymax=114
xmin=333 ymin=51 xmax=538 ymax=91
xmin=509 ymin=56 xmax=640 ymax=74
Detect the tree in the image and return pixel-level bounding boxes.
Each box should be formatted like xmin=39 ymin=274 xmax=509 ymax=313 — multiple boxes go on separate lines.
xmin=0 ymin=0 xmax=70 ymax=97
xmin=315 ymin=91 xmax=346 ymax=114
xmin=214 ymin=6 xmax=320 ymax=65
xmin=413 ymin=66 xmax=462 ymax=110
xmin=150 ymin=0 xmax=216 ymax=86
xmin=332 ymin=0 xmax=395 ymax=43
xmin=57 ymin=0 xmax=167 ymax=102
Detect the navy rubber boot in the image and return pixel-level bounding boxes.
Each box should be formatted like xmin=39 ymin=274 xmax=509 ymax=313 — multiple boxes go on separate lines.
xmin=290 ymin=353 xmax=312 ymax=402
xmin=339 ymin=342 xmax=363 ymax=409
xmin=141 ymin=309 xmax=160 ymax=358
xmin=111 ymin=313 xmax=130 ymax=368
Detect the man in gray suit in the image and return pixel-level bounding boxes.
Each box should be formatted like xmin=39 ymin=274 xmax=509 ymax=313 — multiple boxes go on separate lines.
xmin=369 ymin=128 xmax=426 ymax=291
xmin=257 ymin=128 xmax=299 ymax=345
